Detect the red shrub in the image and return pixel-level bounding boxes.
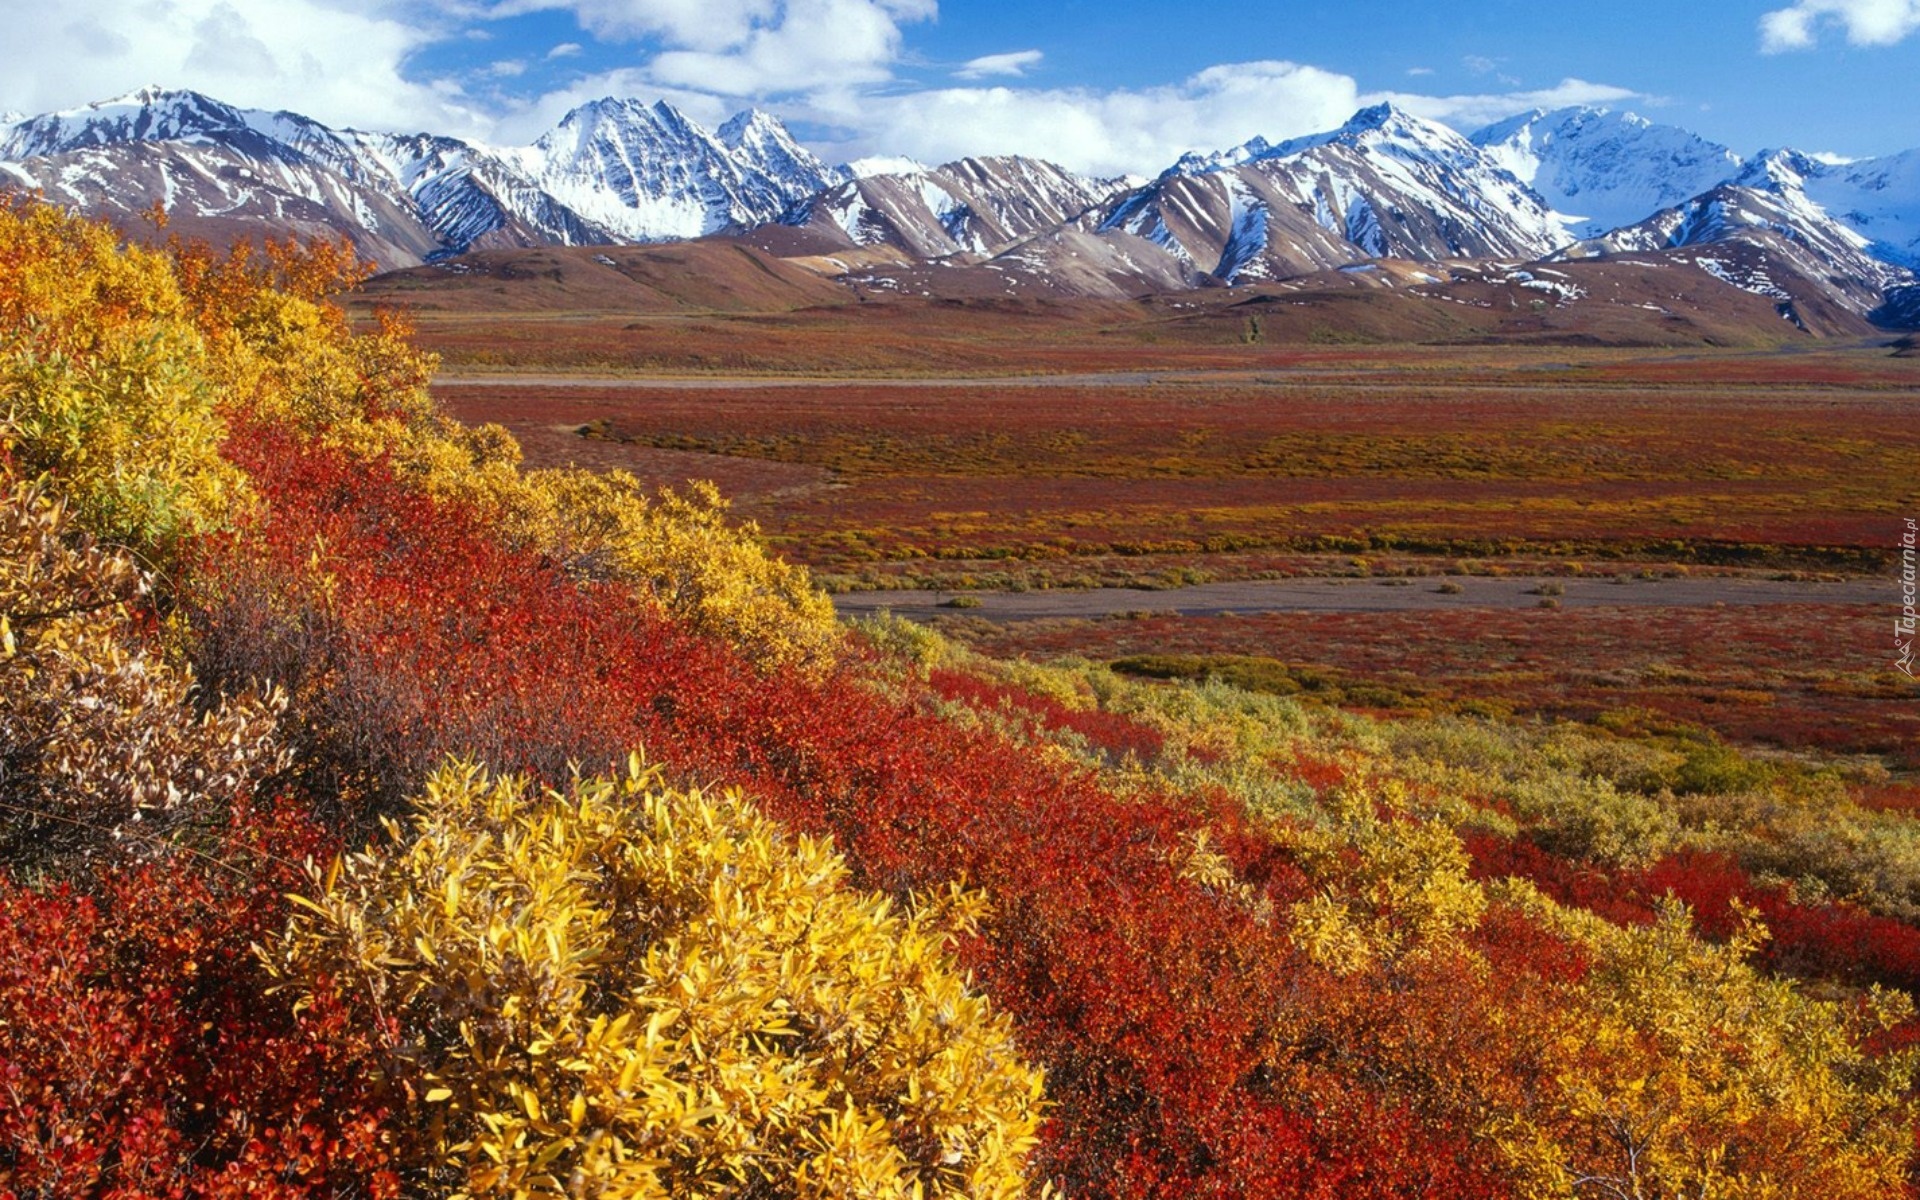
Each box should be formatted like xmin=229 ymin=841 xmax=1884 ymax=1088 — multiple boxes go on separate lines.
xmin=176 ymin=427 xmax=1545 ymax=1197
xmin=928 ymin=668 xmax=1166 ymax=763
xmin=1470 ymin=833 xmax=1920 ymax=997
xmin=0 ymin=804 xmax=400 ymax=1198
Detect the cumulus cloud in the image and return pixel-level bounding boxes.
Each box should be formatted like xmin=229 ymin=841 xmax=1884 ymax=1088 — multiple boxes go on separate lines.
xmin=1761 ymin=0 xmax=1920 ymax=50
xmin=954 ymin=49 xmax=1043 ymax=80
xmin=0 ymin=0 xmax=1657 ymax=181
xmin=0 ymin=0 xmax=487 ymax=134
xmin=1373 ymin=77 xmax=1648 ymax=131
xmin=495 ymin=0 xmax=934 ymax=92
xmin=799 ymin=61 xmax=1360 ymax=177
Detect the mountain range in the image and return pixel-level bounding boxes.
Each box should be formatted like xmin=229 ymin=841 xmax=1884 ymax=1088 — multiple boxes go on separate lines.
xmin=2 ymin=86 xmax=1915 ymax=330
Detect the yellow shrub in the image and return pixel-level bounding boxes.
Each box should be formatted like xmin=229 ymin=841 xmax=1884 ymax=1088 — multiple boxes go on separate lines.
xmin=2 ymin=198 xmax=835 ymax=668
xmin=278 ymin=757 xmax=1045 ymax=1199
xmin=520 ymin=470 xmax=839 ymax=670
xmin=1281 ymin=780 xmax=1486 ymax=973
xmin=1492 ymin=883 xmax=1917 ymax=1200
xmin=0 ymin=199 xmax=247 ymax=550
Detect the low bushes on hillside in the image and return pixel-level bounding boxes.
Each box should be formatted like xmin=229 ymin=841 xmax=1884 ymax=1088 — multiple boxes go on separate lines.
xmin=4 ymin=196 xmax=1918 ymax=1199
xmin=278 ymin=757 xmax=1044 ymax=1199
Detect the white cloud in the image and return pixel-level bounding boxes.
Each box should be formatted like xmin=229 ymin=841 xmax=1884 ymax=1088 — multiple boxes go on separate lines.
xmin=0 ymin=0 xmax=1657 ymax=183
xmin=1761 ymin=0 xmax=1920 ymax=50
xmin=1406 ymin=66 xmax=1435 ymax=77
xmin=954 ymin=49 xmax=1043 ymax=80
xmin=1371 ymin=77 xmax=1648 ymax=131
xmin=494 ymin=0 xmax=934 ymax=92
xmin=808 ymin=61 xmax=1362 ymax=178
xmin=492 ymin=0 xmax=780 ymax=50
xmin=0 ymin=0 xmax=488 ymax=134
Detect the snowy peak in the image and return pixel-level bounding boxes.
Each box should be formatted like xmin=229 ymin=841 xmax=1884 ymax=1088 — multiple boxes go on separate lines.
xmin=1469 ymin=107 xmax=1744 ymax=237
xmin=1 ymin=86 xmax=255 ymax=158
xmin=5 ymin=85 xmax=1917 ymax=320
xmin=1072 ymin=100 xmax=1569 ymax=294
xmin=718 ymin=108 xmax=841 ymax=195
xmin=1266 ymin=102 xmax=1475 ymax=162
xmin=0 ymin=86 xmax=841 ymax=265
xmin=1738 ymin=147 xmax=1826 ymax=192
xmin=846 ymin=155 xmax=930 ymax=180
xmin=1733 ymin=146 xmax=1920 ymax=269
xmin=785 ymin=154 xmax=1108 ymax=259
xmin=534 ymin=97 xmax=706 ymax=164
xmin=1560 ymin=178 xmax=1909 ymax=319
xmin=529 ymin=97 xmax=836 ymax=240
xmin=1169 ymin=137 xmax=1273 ymax=177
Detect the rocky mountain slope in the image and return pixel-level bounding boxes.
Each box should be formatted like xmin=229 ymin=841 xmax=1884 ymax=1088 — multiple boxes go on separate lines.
xmin=3 ymin=89 xmax=1917 ymax=326
xmin=1470 ymin=108 xmax=1745 ymax=238
xmin=1085 ymin=104 xmax=1569 ymax=286
xmin=0 ymin=87 xmax=838 ymax=267
xmin=780 ymin=155 xmax=1117 ymax=259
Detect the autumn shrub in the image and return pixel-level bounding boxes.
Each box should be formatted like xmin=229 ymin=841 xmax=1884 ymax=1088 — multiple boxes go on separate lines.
xmin=0 ymin=197 xmax=248 ymax=551
xmin=2 ymin=196 xmax=832 ymax=668
xmin=0 ymin=442 xmax=398 ymax=1194
xmin=0 ymin=803 xmax=402 ymax=1198
xmin=183 ymin=427 xmax=670 ymax=818
xmin=1493 ymin=886 xmax=1918 ymax=1199
xmin=184 ymin=430 xmax=1521 ymax=1197
xmin=0 ymin=471 xmax=286 ymax=873
xmin=927 ymin=667 xmax=1165 ymax=766
xmin=882 ymin=629 xmax=1920 ymax=1195
xmin=185 ymin=243 xmax=836 ymax=670
xmin=522 ymin=468 xmax=838 ymax=669
xmin=277 ymin=757 xmax=1045 ymax=1199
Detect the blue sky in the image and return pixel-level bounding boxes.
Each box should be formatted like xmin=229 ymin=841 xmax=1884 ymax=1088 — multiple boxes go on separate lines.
xmin=3 ymin=0 xmax=1917 ymax=174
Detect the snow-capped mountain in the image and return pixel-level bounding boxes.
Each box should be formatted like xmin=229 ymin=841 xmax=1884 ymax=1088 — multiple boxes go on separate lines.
xmin=1470 ymin=108 xmax=1744 ymax=238
xmin=4 ymin=88 xmax=1917 ymax=325
xmin=781 ymin=155 xmax=1116 ymax=259
xmin=0 ymin=87 xmax=842 ymax=267
xmin=1557 ymin=173 xmax=1910 ymax=318
xmin=1074 ymin=103 xmax=1568 ymax=288
xmin=1756 ymin=148 xmax=1920 ymax=270
xmin=1466 ymin=106 xmax=1920 ymax=321
xmin=517 ymin=98 xmax=841 ymax=243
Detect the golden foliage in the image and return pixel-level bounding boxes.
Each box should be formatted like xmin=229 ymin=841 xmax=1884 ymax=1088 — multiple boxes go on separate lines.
xmin=278 ymin=757 xmax=1046 ymax=1199
xmin=1494 ymin=884 xmax=1918 ymax=1200
xmin=1 ymin=197 xmax=834 ymax=668
xmin=0 ymin=197 xmax=248 ymax=550
xmin=1281 ymin=781 xmax=1487 ymax=973
xmin=0 ymin=471 xmax=286 ymax=871
xmin=513 ymin=470 xmax=838 ymax=671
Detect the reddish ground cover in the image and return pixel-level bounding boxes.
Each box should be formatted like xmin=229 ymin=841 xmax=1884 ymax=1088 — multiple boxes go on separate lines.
xmin=186 ymin=426 xmax=1574 ymax=1198
xmin=954 ymin=603 xmax=1919 ymax=766
xmin=435 ymin=363 xmax=1920 ymax=582
xmin=1467 ymin=833 xmax=1920 ymax=997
